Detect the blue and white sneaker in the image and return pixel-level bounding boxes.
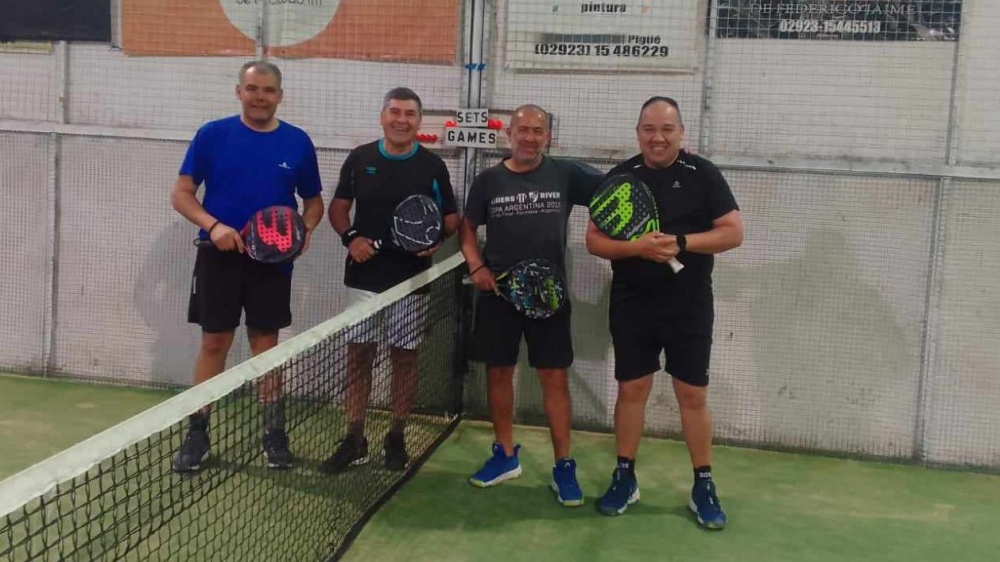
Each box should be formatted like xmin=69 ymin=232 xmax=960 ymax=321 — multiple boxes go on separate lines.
xmin=550 ymin=458 xmax=584 ymax=507
xmin=597 ymin=467 xmax=640 ymax=516
xmin=689 ymin=479 xmax=728 ymax=529
xmin=470 ymin=442 xmax=522 ymax=487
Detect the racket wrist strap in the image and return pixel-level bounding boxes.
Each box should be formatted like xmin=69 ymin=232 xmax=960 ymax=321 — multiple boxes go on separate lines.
xmin=341 ymin=228 xmax=360 ymax=248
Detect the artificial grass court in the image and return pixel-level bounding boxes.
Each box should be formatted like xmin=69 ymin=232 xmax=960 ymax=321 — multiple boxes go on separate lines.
xmin=0 ymin=373 xmax=175 ymax=480
xmin=1 ymin=375 xmax=998 ymax=561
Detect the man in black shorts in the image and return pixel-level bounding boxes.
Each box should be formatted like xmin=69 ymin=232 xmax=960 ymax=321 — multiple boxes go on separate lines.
xmin=323 ymin=87 xmax=459 ymax=473
xmin=586 ymin=97 xmax=743 ymax=527
xmin=171 ymin=61 xmax=325 ymax=472
xmin=459 ymin=104 xmax=602 ymax=507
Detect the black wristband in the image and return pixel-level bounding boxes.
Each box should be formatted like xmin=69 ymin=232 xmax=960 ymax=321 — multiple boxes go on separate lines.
xmin=207 ymin=220 xmax=220 ymax=235
xmin=341 ymin=229 xmax=360 ymax=248
xmin=676 ymin=233 xmax=687 ymax=252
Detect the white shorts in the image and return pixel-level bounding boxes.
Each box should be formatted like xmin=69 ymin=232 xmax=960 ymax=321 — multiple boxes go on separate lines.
xmin=345 ymin=288 xmax=430 ymax=350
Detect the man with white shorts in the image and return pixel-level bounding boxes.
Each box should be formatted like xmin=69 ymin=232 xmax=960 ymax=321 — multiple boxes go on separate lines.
xmin=324 ymin=87 xmax=459 ymax=472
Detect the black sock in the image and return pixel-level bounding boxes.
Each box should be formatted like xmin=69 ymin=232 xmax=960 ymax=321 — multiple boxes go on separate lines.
xmin=262 ymin=400 xmax=285 ymax=433
xmin=348 ymin=421 xmax=365 ymax=438
xmin=617 ymin=456 xmax=635 ymax=473
xmin=694 ymin=465 xmax=713 ymax=483
xmin=390 ymin=419 xmax=405 ymax=436
xmin=189 ymin=411 xmax=209 ymax=433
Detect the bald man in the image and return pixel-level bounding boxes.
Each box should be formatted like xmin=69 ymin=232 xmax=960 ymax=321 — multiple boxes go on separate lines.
xmin=458 ymin=104 xmax=603 ymax=507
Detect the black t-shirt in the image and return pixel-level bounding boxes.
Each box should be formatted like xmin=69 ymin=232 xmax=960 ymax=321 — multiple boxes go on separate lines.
xmin=608 ymin=150 xmax=739 ymax=308
xmin=465 ymin=156 xmax=602 ymax=277
xmin=334 ymin=140 xmax=458 ymax=292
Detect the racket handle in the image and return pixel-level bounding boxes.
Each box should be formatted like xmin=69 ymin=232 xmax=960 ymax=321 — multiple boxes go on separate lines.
xmin=669 ymin=257 xmax=684 ymax=274
xmin=194 ymin=239 xmax=214 ymax=249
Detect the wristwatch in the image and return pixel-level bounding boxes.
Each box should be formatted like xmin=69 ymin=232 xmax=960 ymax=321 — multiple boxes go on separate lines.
xmin=676 ymin=233 xmax=687 ymax=252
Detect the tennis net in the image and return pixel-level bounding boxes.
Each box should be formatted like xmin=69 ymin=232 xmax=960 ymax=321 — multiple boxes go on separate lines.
xmin=0 ymin=252 xmax=467 ymax=561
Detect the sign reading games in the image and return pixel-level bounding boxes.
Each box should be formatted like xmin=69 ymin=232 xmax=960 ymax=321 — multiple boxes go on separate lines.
xmin=505 ymin=1 xmax=703 ymax=72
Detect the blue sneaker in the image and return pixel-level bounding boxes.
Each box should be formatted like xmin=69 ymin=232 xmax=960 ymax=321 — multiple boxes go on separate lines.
xmin=470 ymin=442 xmax=522 ymax=487
xmin=550 ymin=458 xmax=584 ymax=507
xmin=689 ymin=479 xmax=727 ymax=529
xmin=597 ymin=467 xmax=640 ymax=516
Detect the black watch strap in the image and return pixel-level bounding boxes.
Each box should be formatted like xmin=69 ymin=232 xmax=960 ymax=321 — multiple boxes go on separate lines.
xmin=676 ymin=233 xmax=687 ymax=252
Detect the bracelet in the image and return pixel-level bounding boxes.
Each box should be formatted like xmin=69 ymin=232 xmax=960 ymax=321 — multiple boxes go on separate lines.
xmin=207 ymin=220 xmax=220 ymax=234
xmin=341 ymin=229 xmax=360 ymax=248
xmin=468 ymin=263 xmax=486 ymax=276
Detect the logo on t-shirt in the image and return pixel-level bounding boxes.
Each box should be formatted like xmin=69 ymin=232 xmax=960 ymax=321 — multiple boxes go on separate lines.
xmin=365 ymin=166 xmax=377 ymax=175
xmin=489 ymin=190 xmax=561 ymax=219
xmin=279 ymin=161 xmax=291 ymax=170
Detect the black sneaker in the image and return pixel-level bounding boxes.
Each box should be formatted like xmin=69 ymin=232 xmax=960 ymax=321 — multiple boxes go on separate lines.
xmin=384 ymin=430 xmax=408 ymax=471
xmin=263 ymin=428 xmax=293 ymax=469
xmin=319 ymin=433 xmax=369 ymax=474
xmin=172 ymin=429 xmax=210 ymax=473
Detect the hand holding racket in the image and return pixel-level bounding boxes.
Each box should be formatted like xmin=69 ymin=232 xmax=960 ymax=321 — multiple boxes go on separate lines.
xmin=349 ymin=194 xmax=443 ymax=264
xmin=589 ymin=173 xmax=683 ymax=273
xmin=374 ymin=194 xmax=443 ymax=255
xmin=194 ymin=205 xmax=305 ymax=264
xmin=464 ymin=259 xmax=567 ymax=320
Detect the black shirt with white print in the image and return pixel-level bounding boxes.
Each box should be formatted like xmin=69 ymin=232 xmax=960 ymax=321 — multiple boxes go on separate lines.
xmin=464 ymin=156 xmax=603 ymax=278
xmin=607 ymin=150 xmax=739 ymax=304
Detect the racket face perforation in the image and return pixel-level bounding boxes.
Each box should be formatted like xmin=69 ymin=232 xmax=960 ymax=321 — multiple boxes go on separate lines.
xmin=496 ymin=259 xmax=566 ymax=320
xmin=245 ymin=205 xmax=305 ymax=263
xmin=390 ymin=195 xmax=443 ymax=253
xmin=589 ymin=174 xmax=660 ymax=241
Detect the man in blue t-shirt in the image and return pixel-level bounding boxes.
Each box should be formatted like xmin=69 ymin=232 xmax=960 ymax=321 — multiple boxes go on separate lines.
xmin=170 ymin=61 xmax=325 ymax=473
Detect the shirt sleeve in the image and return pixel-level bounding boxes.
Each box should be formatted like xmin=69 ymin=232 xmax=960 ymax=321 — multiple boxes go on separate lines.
xmin=178 ymin=124 xmax=211 ymax=187
xmin=333 ymin=150 xmax=357 ymax=201
xmin=296 ymin=133 xmax=323 ymax=199
xmin=463 ymin=171 xmax=489 ymax=228
xmin=562 ymin=158 xmax=605 ymax=207
xmin=431 ymin=157 xmax=458 ymax=215
xmin=700 ymin=159 xmax=740 ymax=220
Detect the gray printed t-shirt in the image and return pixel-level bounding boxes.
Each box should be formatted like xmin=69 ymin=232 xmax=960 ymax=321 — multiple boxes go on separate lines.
xmin=464 ymin=156 xmax=602 ymax=276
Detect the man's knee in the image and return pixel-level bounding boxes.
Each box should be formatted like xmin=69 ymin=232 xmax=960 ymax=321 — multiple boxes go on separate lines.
xmin=618 ymin=375 xmax=654 ymax=403
xmin=674 ymin=381 xmax=708 ymax=410
xmin=200 ymin=331 xmax=235 ymax=357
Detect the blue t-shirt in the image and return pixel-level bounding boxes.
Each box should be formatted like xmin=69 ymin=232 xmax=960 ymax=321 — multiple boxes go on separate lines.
xmin=180 ymin=115 xmax=322 ymax=240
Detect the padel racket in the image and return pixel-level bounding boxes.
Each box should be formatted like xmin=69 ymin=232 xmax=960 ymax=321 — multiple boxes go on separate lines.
xmin=463 ymin=258 xmax=567 ymax=320
xmin=589 ymin=173 xmax=683 ymax=273
xmin=194 ymin=205 xmax=305 ymax=264
xmin=373 ymin=194 xmax=443 ymax=254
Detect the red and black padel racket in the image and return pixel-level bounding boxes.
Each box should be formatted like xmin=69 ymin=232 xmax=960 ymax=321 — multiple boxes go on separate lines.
xmin=195 ymin=205 xmax=305 ymax=264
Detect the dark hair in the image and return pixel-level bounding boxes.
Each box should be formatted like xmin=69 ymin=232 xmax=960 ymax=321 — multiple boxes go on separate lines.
xmin=238 ymin=60 xmax=282 ymax=90
xmin=383 ymin=87 xmax=423 ymax=114
xmin=638 ymin=96 xmax=683 ymax=127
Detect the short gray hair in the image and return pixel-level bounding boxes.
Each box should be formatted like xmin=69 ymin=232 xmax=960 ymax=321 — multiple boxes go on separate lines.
xmin=238 ymin=60 xmax=283 ymax=90
xmin=382 ymin=87 xmax=423 ymax=114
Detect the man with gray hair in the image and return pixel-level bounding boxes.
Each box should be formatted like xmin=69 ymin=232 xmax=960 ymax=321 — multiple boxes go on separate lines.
xmin=171 ymin=60 xmax=325 ymax=473
xmin=324 ymin=87 xmax=459 ymax=473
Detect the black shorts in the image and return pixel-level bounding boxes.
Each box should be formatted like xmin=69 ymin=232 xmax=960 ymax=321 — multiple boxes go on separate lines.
xmin=187 ymin=247 xmax=292 ymax=333
xmin=469 ymin=292 xmax=573 ymax=369
xmin=609 ymin=291 xmax=713 ymax=387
